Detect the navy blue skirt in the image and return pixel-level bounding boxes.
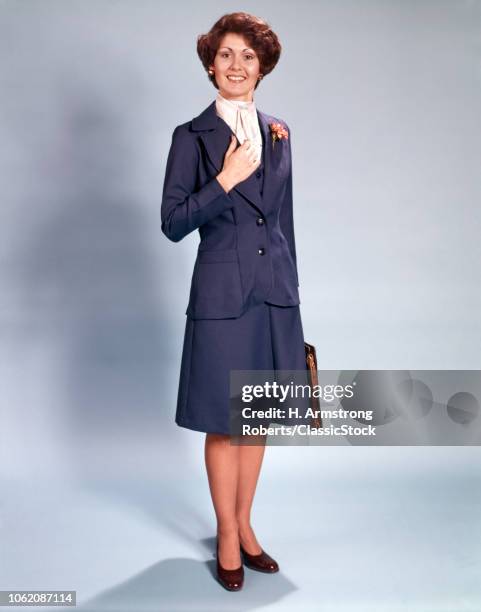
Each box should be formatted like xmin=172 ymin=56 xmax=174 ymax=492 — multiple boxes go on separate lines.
xmin=175 ymin=301 xmax=307 ymax=434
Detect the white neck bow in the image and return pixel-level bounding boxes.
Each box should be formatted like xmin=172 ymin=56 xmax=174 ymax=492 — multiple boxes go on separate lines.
xmin=215 ymin=93 xmax=263 ymax=161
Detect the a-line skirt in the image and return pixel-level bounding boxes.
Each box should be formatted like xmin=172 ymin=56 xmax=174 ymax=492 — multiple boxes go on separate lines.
xmin=174 ymin=300 xmax=307 ymax=434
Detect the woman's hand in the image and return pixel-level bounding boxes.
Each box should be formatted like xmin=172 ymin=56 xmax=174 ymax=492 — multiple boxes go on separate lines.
xmin=216 ymin=135 xmax=260 ymax=193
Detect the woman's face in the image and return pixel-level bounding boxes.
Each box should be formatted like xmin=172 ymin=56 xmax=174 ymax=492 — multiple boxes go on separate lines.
xmin=210 ymin=32 xmax=261 ymax=101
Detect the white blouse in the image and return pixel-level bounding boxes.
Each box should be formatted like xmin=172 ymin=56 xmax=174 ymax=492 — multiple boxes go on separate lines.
xmin=215 ymin=92 xmax=263 ymax=162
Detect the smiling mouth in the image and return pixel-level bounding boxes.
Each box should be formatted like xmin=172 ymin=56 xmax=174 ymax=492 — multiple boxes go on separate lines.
xmin=226 ymin=75 xmax=246 ymax=82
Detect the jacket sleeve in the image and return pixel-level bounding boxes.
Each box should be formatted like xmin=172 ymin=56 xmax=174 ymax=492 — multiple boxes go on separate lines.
xmin=279 ymin=124 xmax=300 ymax=287
xmin=160 ymin=125 xmax=235 ymax=242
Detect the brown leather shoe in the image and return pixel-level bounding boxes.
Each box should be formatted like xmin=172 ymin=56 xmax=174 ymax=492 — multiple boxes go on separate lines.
xmin=240 ymin=544 xmax=279 ymax=573
xmin=216 ymin=539 xmax=244 ymax=591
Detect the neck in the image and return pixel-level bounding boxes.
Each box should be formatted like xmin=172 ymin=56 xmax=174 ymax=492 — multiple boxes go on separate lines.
xmin=218 ymin=91 xmax=254 ymax=103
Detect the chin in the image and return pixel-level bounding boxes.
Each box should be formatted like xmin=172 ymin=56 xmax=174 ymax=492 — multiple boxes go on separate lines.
xmin=220 ymin=83 xmax=253 ymax=99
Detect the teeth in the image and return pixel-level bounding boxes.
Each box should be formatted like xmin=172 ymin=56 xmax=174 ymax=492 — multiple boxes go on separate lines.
xmin=227 ymin=76 xmax=245 ymax=81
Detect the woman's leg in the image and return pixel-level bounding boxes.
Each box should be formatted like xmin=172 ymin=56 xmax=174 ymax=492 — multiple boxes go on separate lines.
xmin=204 ymin=433 xmax=241 ymax=569
xmin=235 ymin=434 xmax=267 ymax=555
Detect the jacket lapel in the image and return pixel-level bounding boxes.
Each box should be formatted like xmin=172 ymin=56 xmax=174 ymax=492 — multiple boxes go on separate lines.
xmin=257 ymin=110 xmax=272 ymax=206
xmin=193 ymin=102 xmax=266 ymax=216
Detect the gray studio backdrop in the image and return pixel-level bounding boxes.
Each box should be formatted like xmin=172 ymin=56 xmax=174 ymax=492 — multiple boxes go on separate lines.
xmin=1 ymin=1 xmax=481 ymax=609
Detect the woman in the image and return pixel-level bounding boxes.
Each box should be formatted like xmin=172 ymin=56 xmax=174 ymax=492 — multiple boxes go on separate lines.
xmin=161 ymin=12 xmax=306 ymax=591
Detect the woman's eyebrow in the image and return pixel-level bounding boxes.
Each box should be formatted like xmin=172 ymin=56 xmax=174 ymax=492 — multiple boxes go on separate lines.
xmin=218 ymin=47 xmax=255 ymax=52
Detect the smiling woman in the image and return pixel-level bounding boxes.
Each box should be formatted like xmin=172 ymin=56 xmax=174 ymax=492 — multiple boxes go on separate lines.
xmin=197 ymin=12 xmax=281 ymax=96
xmin=161 ymin=11 xmax=307 ymax=592
xmin=208 ymin=38 xmax=260 ymax=101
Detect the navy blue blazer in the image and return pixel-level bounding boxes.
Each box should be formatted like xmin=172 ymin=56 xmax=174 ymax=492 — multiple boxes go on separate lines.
xmin=161 ymin=100 xmax=300 ymax=320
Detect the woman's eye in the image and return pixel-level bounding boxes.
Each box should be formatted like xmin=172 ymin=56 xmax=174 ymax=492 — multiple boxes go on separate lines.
xmin=218 ymin=52 xmax=255 ymax=60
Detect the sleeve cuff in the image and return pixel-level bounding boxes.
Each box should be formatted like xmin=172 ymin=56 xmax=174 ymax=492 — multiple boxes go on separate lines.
xmin=205 ymin=176 xmax=234 ymax=207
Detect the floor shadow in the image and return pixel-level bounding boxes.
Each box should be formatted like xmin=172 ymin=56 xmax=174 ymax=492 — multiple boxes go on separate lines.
xmin=78 ymin=536 xmax=297 ymax=611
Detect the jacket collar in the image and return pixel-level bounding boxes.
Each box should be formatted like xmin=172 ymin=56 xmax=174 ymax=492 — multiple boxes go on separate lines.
xmin=191 ymin=101 xmax=273 ymax=215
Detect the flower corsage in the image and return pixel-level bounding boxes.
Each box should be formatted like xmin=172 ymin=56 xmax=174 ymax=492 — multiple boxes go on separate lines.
xmin=269 ymin=122 xmax=289 ymax=150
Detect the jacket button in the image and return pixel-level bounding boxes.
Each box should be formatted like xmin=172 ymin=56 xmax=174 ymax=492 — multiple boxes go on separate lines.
xmin=255 ymin=171 xmax=262 ymax=178
xmin=258 ymin=247 xmax=265 ymax=256
xmin=256 ymin=217 xmax=264 ymax=226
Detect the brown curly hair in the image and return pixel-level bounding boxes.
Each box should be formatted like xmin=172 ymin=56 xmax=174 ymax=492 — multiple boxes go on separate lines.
xmin=197 ymin=12 xmax=282 ymax=91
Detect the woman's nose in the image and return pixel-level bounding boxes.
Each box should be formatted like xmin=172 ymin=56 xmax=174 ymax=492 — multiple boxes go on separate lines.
xmin=229 ymin=55 xmax=242 ymax=70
